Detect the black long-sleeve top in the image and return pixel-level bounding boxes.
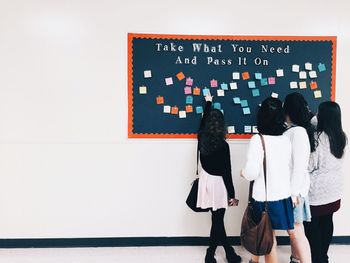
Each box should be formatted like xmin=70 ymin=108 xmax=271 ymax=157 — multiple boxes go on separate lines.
xmin=197 ymin=101 xmax=235 ymax=199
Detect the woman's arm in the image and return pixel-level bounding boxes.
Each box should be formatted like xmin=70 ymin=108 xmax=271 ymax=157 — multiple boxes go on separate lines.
xmin=241 ymin=135 xmax=264 ymax=181
xmin=222 ymin=143 xmax=235 ymax=199
xmin=198 ymin=95 xmax=213 ymax=132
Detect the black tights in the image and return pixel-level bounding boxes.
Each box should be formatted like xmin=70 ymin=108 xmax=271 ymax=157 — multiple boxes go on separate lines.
xmin=208 ymin=208 xmax=231 ymax=254
xmin=303 ymin=213 xmax=334 ymax=263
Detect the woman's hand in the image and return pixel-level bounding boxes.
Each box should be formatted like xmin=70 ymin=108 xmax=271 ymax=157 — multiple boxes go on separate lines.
xmin=204 ymin=94 xmax=213 ymax=102
xmin=240 ymin=170 xmax=244 ymax=178
xmin=292 ymin=196 xmax=300 ymax=208
xmin=228 ymin=198 xmax=239 ymax=206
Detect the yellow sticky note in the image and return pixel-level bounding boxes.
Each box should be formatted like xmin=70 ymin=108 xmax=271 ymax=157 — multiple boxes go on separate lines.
xmin=314 ymin=90 xmax=322 ymax=98
xmin=299 ymin=81 xmax=307 ymax=89
xmin=139 ymin=86 xmax=147 ymax=94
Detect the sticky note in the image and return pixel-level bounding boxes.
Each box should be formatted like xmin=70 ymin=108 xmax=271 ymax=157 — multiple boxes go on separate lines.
xmin=210 ymin=79 xmax=218 ymax=88
xmin=163 ymin=105 xmax=171 ymax=113
xmin=139 ymin=86 xmax=147 ymax=94
xmin=248 ymin=81 xmax=256 ymax=89
xmin=240 ymin=100 xmax=248 ymax=108
xmin=292 ymin=64 xmax=300 ymax=72
xmin=252 ymin=126 xmax=258 ymax=133
xmin=220 ymin=109 xmax=224 ymax=115
xmin=252 ymin=89 xmax=260 ymax=97
xmin=196 ymin=106 xmax=203 ymax=114
xmin=186 ymin=95 xmax=193 ymax=104
xmin=244 ymin=126 xmax=252 ymax=133
xmin=255 ymin=73 xmax=262 ymax=80
xmin=309 ymin=71 xmax=317 ymax=79
xmin=230 ymin=82 xmax=238 ymax=90
xmin=260 ymin=78 xmax=268 ymax=86
xmin=144 ymin=70 xmax=152 ymax=78
xmin=243 ymin=107 xmax=251 ymax=115
xmin=213 ymin=102 xmax=221 ymax=110
xmin=290 ymin=81 xmax=298 ymax=89
xmin=268 ymin=77 xmax=276 ymax=85
xmin=165 ymin=77 xmax=173 ymax=86
xmin=221 ymin=83 xmax=228 ymax=90
xmin=305 ymin=62 xmax=312 ymax=70
xmin=179 ymin=110 xmax=186 ymax=118
xmin=299 ymin=71 xmax=307 ymax=79
xmin=193 ymin=87 xmax=201 ymax=96
xmin=176 ymin=72 xmax=185 ymax=80
xmin=186 ymin=105 xmax=193 ymax=113
xmin=184 ymin=86 xmax=192 ymax=94
xmin=318 ymin=63 xmax=326 ymax=72
xmin=314 ymin=90 xmax=322 ymax=98
xmin=299 ymin=81 xmax=307 ymax=89
xmin=227 ymin=126 xmax=235 ymax=134
xmin=310 ymin=81 xmax=318 ymax=90
xmin=217 ymin=89 xmax=225 ymax=97
xmin=232 ymin=72 xmax=240 ymax=80
xmin=171 ymin=106 xmax=179 ymax=115
xmin=186 ymin=77 xmax=193 ymax=86
xmin=276 ymin=69 xmax=284 ymax=77
xmin=233 ymin=97 xmax=241 ymax=104
xmin=271 ymin=92 xmax=279 ymax=98
xmin=203 ymin=88 xmax=210 ymax=96
xmin=242 ymin=72 xmax=250 ymax=80
xmin=156 ymin=96 xmax=164 ymax=104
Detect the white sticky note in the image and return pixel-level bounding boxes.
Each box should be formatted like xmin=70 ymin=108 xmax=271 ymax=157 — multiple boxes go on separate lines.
xmin=276 ymin=69 xmax=284 ymax=77
xmin=309 ymin=71 xmax=317 ymax=78
xmin=244 ymin=126 xmax=252 ymax=133
xmin=227 ymin=126 xmax=235 ymax=134
xmin=252 ymin=126 xmax=258 ymax=133
xmin=139 ymin=86 xmax=147 ymax=94
xmin=232 ymin=72 xmax=240 ymax=80
xmin=271 ymin=92 xmax=279 ymax=98
xmin=217 ymin=89 xmax=225 ymax=97
xmin=165 ymin=77 xmax=173 ymax=85
xmin=163 ymin=105 xmax=171 ymax=113
xmin=299 ymin=81 xmax=307 ymax=89
xmin=292 ymin=64 xmax=300 ymax=72
xmin=290 ymin=81 xmax=298 ymax=89
xmin=179 ymin=110 xmax=187 ymax=118
xmin=299 ymin=71 xmax=307 ymax=79
xmin=314 ymin=90 xmax=322 ymax=98
xmin=305 ymin=62 xmax=312 ymax=70
xmin=230 ymin=82 xmax=238 ymax=90
xmin=144 ymin=70 xmax=152 ymax=78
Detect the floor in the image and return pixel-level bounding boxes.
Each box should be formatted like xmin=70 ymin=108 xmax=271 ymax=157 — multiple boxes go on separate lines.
xmin=0 ymin=246 xmax=348 ymax=262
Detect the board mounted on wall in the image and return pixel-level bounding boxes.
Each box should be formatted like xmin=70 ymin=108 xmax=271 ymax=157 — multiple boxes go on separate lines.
xmin=128 ymin=33 xmax=336 ymax=139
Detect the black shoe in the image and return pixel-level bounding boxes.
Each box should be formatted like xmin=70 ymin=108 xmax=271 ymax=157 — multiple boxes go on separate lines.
xmin=225 ymin=247 xmax=242 ymax=263
xmin=205 ymin=248 xmax=217 ymax=263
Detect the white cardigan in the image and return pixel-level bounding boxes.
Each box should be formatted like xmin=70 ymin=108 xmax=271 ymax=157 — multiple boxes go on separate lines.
xmin=242 ymin=134 xmax=292 ymax=202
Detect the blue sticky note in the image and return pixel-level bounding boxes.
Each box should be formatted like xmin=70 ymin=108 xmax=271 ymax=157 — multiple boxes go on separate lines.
xmin=220 ymin=109 xmax=224 ymax=115
xmin=248 ymin=81 xmax=256 ymax=89
xmin=243 ymin=107 xmax=251 ymax=115
xmin=186 ymin=95 xmax=193 ymax=104
xmin=221 ymin=83 xmax=228 ymax=90
xmin=260 ymin=78 xmax=268 ymax=86
xmin=233 ymin=97 xmax=241 ymax=104
xmin=240 ymin=100 xmax=248 ymax=107
xmin=318 ymin=63 xmax=326 ymax=72
xmin=203 ymin=88 xmax=210 ymax=96
xmin=255 ymin=73 xmax=262 ymax=80
xmin=252 ymin=89 xmax=260 ymax=97
xmin=196 ymin=106 xmax=203 ymax=114
xmin=213 ymin=102 xmax=221 ymax=110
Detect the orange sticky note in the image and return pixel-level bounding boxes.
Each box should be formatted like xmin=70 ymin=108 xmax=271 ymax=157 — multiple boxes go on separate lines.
xmin=310 ymin=81 xmax=318 ymax=90
xmin=171 ymin=106 xmax=179 ymax=115
xmin=176 ymin=72 xmax=185 ymax=81
xmin=193 ymin=87 xmax=201 ymax=96
xmin=242 ymin=72 xmax=250 ymax=80
xmin=156 ymin=96 xmax=164 ymax=105
xmin=186 ymin=105 xmax=193 ymax=113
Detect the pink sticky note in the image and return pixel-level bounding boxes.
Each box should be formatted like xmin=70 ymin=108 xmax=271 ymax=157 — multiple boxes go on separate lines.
xmin=186 ymin=77 xmax=193 ymax=86
xmin=184 ymin=86 xmax=192 ymax=94
xmin=210 ymin=79 xmax=218 ymax=88
xmin=268 ymin=77 xmax=276 ymax=85
xmin=165 ymin=77 xmax=173 ymax=86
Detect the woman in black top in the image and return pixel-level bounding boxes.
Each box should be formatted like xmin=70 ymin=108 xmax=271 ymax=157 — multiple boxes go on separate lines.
xmin=197 ymin=94 xmax=241 ymax=263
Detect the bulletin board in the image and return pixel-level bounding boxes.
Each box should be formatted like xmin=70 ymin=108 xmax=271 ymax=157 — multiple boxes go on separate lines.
xmin=128 ymin=33 xmax=336 ymax=139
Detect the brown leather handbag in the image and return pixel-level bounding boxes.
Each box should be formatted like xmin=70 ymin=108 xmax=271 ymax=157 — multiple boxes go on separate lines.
xmin=240 ymin=134 xmax=274 ymax=256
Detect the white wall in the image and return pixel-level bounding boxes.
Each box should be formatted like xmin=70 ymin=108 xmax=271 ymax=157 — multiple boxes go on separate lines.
xmin=0 ymin=0 xmax=349 ymax=238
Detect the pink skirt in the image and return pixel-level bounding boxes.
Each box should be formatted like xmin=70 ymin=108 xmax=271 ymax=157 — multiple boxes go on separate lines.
xmin=196 ymin=169 xmax=228 ymax=211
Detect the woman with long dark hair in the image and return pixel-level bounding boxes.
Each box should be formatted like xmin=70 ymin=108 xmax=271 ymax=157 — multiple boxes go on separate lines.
xmin=304 ymin=101 xmax=347 ymax=263
xmin=197 ymin=94 xmax=241 ymax=263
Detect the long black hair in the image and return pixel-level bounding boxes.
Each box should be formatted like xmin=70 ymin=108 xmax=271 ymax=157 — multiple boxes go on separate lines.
xmin=283 ymin=92 xmax=316 ymax=152
xmin=257 ymin=97 xmax=286 ymax=135
xmin=317 ymin=101 xmax=347 ymax=159
xmin=198 ymin=109 xmax=226 ymax=155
